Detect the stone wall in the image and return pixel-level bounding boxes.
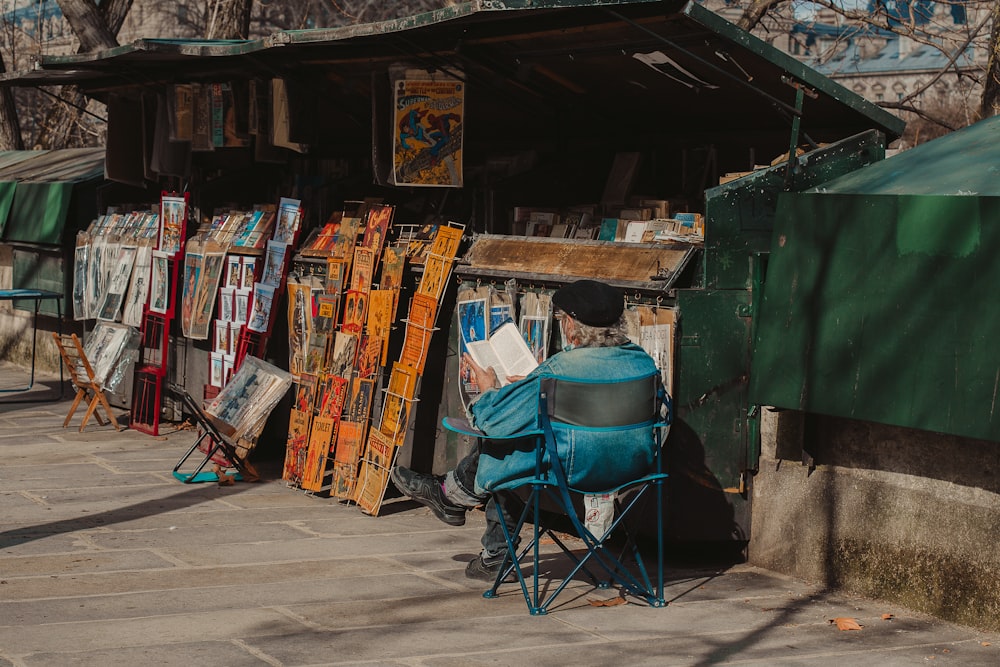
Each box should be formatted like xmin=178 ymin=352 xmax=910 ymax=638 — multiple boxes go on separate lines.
xmin=750 ymin=408 xmax=1000 ymax=631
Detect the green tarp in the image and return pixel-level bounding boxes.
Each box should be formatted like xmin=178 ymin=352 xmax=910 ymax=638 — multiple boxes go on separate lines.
xmin=0 ymin=148 xmax=105 ymax=244
xmin=751 ymin=116 xmax=1000 ymax=442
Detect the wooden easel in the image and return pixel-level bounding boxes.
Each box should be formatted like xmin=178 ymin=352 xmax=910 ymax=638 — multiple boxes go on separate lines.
xmin=52 ymin=333 xmax=121 ymax=432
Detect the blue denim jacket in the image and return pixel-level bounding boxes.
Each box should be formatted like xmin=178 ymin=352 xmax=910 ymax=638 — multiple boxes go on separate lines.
xmin=469 ymin=342 xmax=659 ymax=494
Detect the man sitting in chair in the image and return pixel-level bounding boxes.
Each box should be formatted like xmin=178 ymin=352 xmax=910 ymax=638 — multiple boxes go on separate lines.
xmin=391 ymin=279 xmax=660 ymax=581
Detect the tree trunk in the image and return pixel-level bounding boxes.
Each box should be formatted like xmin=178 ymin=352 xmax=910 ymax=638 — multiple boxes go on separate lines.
xmin=0 ymin=54 xmax=24 ymax=150
xmin=206 ymin=0 xmax=253 ymax=40
xmin=36 ymin=0 xmax=134 ymax=148
xmin=981 ymin=1 xmax=1000 ymax=118
xmin=56 ymin=0 xmax=119 ymax=51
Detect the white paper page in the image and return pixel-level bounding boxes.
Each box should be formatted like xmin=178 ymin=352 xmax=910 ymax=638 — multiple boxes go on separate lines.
xmin=489 ymin=322 xmax=538 ymax=379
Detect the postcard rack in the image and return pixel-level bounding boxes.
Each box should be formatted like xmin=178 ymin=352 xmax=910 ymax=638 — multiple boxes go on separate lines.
xmin=131 ymin=192 xmax=189 ymax=435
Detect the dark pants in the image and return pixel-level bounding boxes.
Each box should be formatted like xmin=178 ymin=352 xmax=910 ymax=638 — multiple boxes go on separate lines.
xmin=448 ymin=444 xmax=521 ymax=557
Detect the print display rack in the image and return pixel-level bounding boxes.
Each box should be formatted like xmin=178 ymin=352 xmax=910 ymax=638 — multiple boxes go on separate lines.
xmin=131 ymin=192 xmax=189 ymax=436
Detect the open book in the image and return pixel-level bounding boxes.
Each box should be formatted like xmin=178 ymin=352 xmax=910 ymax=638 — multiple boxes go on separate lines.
xmin=465 ymin=321 xmax=539 ymax=385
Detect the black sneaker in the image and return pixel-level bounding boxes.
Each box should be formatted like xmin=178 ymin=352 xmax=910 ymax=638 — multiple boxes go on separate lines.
xmin=465 ymin=552 xmax=510 ymax=582
xmin=390 ymin=466 xmax=466 ymax=526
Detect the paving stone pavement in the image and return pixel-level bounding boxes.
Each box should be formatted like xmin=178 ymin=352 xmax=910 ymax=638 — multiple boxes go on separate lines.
xmin=2 ymin=363 xmax=999 ymax=666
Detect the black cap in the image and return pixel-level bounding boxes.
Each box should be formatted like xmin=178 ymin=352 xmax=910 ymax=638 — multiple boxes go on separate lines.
xmin=552 ymin=279 xmax=624 ymax=327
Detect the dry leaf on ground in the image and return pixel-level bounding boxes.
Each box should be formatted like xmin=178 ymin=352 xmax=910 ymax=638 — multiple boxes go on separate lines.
xmin=588 ymin=596 xmax=627 ymax=607
xmin=830 ymin=617 xmax=863 ymax=631
xmin=882 ymin=613 xmax=895 ymax=621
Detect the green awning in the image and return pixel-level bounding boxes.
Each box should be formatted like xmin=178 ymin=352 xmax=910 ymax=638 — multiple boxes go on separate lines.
xmin=0 ymin=148 xmax=105 ymax=244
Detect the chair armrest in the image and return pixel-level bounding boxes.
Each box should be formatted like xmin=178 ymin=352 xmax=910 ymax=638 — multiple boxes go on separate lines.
xmin=442 ymin=416 xmax=542 ymax=440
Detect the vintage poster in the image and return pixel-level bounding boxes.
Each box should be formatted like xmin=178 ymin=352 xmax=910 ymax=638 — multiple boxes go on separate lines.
xmin=355 ymin=334 xmax=381 ymax=379
xmin=283 ymin=405 xmax=312 ymax=484
xmin=392 ymin=76 xmax=464 ymax=187
xmin=366 ymin=289 xmax=394 ymax=364
xmin=315 ymin=294 xmax=338 ymax=335
xmin=350 ymin=247 xmax=374 ymax=293
xmin=316 ymin=373 xmax=349 ymax=420
xmin=379 ymin=362 xmax=418 ymax=443
xmin=333 ymin=421 xmax=366 ymax=466
xmin=380 ymin=245 xmax=405 ymax=291
xmin=428 ymin=224 xmax=464 ymax=260
xmin=341 ymin=289 xmax=367 ymax=334
xmin=325 ymin=258 xmax=346 ymax=295
xmin=331 ymin=461 xmax=357 ymax=500
xmin=306 ymin=333 xmax=328 ymax=374
xmin=400 ymin=293 xmax=438 ymax=374
xmin=330 ymin=216 xmax=361 ymax=262
xmin=302 ymin=416 xmax=335 ymax=492
xmin=361 ymin=203 xmax=393 ymax=257
xmin=354 ymin=428 xmax=399 ymax=516
xmin=415 ymin=254 xmax=450 ymax=302
xmin=287 ymin=278 xmax=313 ymax=377
xmin=329 ymin=332 xmax=359 ymax=379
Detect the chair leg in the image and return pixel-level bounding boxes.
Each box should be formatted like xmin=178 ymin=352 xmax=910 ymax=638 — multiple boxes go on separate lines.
xmin=63 ymin=388 xmax=86 ymax=428
xmin=97 ymin=391 xmax=121 ymax=431
xmin=80 ymin=394 xmax=103 ymax=432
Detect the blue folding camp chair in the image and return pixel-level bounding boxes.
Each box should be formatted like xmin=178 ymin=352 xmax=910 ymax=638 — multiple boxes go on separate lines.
xmin=443 ymin=371 xmax=671 ymax=615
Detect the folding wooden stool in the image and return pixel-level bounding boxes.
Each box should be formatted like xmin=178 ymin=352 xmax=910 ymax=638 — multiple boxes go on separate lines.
xmin=52 ymin=332 xmax=121 ymax=432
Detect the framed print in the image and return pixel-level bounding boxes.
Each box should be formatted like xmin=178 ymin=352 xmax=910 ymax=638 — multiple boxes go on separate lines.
xmin=214 ymin=319 xmax=229 ymax=352
xmin=149 ymin=250 xmax=170 ymax=314
xmin=159 ymin=194 xmax=186 ymax=256
xmin=97 ymin=245 xmax=138 ymax=322
xmin=189 ymin=250 xmax=226 ymax=339
xmin=122 ymin=244 xmax=153 ymax=327
xmin=218 ymin=287 xmax=234 ymax=321
xmin=247 ymin=282 xmax=276 ymax=333
xmin=209 ymin=351 xmax=224 ymax=388
xmin=234 ymin=289 xmax=250 ymax=324
xmin=227 ymin=322 xmax=240 ymax=355
xmin=180 ymin=251 xmax=202 ymax=335
xmin=225 ymin=255 xmax=242 ymax=288
xmin=72 ymin=240 xmax=89 ymax=321
xmin=261 ymin=240 xmax=287 ymax=286
xmin=273 ymin=197 xmax=302 ymax=245
xmin=242 ymin=257 xmax=257 ymax=288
